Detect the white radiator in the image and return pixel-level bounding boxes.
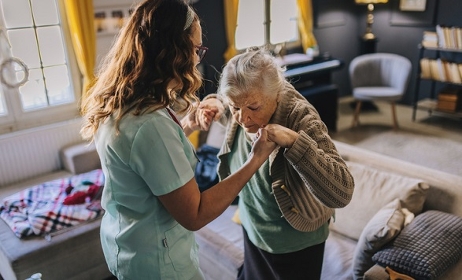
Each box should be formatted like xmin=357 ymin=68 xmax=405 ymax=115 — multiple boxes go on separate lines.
xmin=0 ymin=119 xmax=84 ymax=187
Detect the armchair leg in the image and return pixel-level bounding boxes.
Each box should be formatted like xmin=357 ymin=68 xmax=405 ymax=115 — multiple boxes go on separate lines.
xmin=352 ymin=100 xmax=362 ymax=128
xmin=391 ymin=102 xmax=399 ymax=130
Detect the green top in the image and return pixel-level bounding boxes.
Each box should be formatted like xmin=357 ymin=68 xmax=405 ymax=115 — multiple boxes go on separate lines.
xmin=230 ymin=127 xmax=328 ymax=253
xmin=96 ymin=108 xmax=203 ymax=280
xmin=211 ymin=83 xmax=354 ymax=233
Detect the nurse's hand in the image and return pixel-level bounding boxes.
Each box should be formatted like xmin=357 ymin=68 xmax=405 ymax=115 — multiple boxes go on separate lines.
xmin=250 ymin=127 xmax=277 ymax=159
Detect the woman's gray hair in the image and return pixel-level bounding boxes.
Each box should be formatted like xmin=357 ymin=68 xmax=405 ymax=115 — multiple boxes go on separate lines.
xmin=217 ymin=47 xmax=286 ymax=101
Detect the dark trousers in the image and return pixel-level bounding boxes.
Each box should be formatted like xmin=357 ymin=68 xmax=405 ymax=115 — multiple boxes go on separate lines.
xmin=237 ymin=227 xmax=325 ymax=280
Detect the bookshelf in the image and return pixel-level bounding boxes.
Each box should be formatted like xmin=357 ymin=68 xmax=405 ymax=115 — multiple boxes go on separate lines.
xmin=412 ymin=43 xmax=462 ymax=121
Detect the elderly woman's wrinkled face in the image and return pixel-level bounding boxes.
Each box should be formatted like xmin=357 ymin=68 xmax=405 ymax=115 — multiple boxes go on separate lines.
xmin=228 ymin=89 xmax=278 ymax=133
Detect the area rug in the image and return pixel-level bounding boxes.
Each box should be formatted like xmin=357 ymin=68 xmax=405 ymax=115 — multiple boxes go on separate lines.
xmin=353 ymin=130 xmax=462 ymax=176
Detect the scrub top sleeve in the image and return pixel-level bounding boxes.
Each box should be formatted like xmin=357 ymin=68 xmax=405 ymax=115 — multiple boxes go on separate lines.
xmin=130 ymin=117 xmax=196 ymax=196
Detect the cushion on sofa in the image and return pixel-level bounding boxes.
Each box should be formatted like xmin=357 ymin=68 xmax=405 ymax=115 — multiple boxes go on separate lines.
xmin=372 ymin=210 xmax=462 ymax=280
xmin=330 ymin=161 xmax=429 ymax=240
xmin=352 ymin=199 xmax=406 ymax=279
xmin=363 ymin=264 xmax=388 ymax=280
xmin=60 ymin=142 xmax=101 ymax=174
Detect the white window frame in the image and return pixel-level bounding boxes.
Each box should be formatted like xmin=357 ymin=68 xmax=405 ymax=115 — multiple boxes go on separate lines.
xmin=235 ymin=0 xmax=301 ymax=52
xmin=0 ymin=0 xmax=81 ymax=135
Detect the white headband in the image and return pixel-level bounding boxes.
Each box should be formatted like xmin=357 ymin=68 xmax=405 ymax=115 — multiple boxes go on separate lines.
xmin=183 ymin=6 xmax=194 ymax=30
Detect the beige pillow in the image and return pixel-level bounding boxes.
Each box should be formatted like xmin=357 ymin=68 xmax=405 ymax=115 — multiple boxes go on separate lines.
xmin=330 ymin=161 xmax=429 ymax=240
xmin=231 ymin=207 xmax=241 ymax=225
xmin=352 ymin=199 xmax=405 ymax=279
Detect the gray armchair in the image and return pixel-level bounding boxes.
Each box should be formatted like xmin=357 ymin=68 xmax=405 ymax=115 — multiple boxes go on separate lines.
xmin=349 ymin=53 xmax=412 ymax=129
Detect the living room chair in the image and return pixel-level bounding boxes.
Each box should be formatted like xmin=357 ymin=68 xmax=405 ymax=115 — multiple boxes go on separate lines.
xmin=349 ymin=53 xmax=412 ymax=129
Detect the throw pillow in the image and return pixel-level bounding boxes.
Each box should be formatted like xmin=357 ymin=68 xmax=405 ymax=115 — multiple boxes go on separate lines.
xmin=330 ymin=161 xmax=429 ymax=240
xmin=385 ymin=266 xmax=414 ymax=280
xmin=372 ymin=210 xmax=462 ymax=280
xmin=363 ymin=264 xmax=389 ymax=280
xmin=231 ymin=207 xmax=241 ymax=225
xmin=352 ymin=199 xmax=405 ymax=280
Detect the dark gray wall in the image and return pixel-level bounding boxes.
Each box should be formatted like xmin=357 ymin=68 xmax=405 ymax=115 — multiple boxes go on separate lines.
xmin=193 ymin=0 xmax=461 ymax=105
xmin=191 ymin=0 xmax=227 ymax=97
xmin=312 ymin=0 xmax=360 ymax=98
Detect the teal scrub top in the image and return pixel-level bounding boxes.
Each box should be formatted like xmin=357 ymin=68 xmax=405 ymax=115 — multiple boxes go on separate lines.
xmin=95 ymin=108 xmax=203 ymax=280
xmin=230 ymin=127 xmax=329 ymax=254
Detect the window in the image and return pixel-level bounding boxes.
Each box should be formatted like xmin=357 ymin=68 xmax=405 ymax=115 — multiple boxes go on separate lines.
xmin=235 ymin=0 xmax=299 ymax=50
xmin=0 ymin=0 xmax=80 ymax=134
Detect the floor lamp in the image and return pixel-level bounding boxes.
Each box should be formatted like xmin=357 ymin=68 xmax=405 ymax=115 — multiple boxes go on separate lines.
xmin=355 ymin=0 xmax=388 ymax=41
xmin=353 ymin=0 xmax=388 ymax=111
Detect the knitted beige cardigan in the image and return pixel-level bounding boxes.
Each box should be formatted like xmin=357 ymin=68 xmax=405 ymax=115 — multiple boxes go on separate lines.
xmin=208 ymin=83 xmax=355 ymax=232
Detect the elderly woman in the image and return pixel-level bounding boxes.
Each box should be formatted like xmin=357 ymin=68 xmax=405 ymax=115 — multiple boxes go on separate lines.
xmin=203 ymin=47 xmax=355 ymax=280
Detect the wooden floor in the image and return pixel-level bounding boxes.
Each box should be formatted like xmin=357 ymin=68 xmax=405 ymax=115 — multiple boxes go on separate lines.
xmin=330 ymin=96 xmax=462 ymax=143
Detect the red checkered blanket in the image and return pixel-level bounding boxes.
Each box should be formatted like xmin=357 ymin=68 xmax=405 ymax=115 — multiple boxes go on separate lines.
xmin=0 ymin=169 xmax=104 ymax=238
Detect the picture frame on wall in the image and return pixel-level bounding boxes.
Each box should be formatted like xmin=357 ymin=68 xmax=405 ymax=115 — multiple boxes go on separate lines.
xmin=400 ymin=0 xmax=427 ymax=11
xmin=390 ymin=0 xmax=436 ymax=26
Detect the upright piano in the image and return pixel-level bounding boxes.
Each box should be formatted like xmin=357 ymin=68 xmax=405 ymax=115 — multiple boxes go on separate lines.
xmin=279 ymin=54 xmax=343 ymax=132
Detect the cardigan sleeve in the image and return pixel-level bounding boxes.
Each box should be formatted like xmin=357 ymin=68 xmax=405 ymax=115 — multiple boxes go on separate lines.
xmin=283 ymin=102 xmax=355 ymax=208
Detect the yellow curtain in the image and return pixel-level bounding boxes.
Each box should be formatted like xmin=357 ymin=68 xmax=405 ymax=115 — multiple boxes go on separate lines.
xmin=296 ymin=0 xmax=317 ymax=51
xmin=223 ymin=0 xmax=239 ymax=62
xmin=63 ymin=0 xmax=96 ymax=101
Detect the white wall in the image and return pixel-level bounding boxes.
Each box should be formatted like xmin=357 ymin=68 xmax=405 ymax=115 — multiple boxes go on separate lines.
xmin=0 ymin=118 xmax=83 ymax=187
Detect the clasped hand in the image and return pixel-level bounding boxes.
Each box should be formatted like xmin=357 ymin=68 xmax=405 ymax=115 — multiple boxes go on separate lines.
xmin=193 ymin=98 xmax=296 ymax=149
xmin=184 ymin=98 xmax=224 ymax=131
xmin=251 ymin=127 xmax=278 ymax=158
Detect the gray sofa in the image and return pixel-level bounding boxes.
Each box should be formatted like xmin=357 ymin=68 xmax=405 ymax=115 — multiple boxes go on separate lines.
xmin=0 ymin=143 xmax=112 ymax=280
xmin=195 ymin=140 xmax=462 ymax=280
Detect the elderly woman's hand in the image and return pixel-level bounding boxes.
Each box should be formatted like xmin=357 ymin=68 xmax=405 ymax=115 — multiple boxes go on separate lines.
xmin=194 ymin=107 xmax=216 ymax=131
xmin=188 ymin=97 xmax=224 ymax=131
xmin=264 ymin=124 xmax=298 ymax=149
xmin=181 ymin=105 xmax=216 ymax=134
xmin=198 ymin=98 xmax=225 ymax=121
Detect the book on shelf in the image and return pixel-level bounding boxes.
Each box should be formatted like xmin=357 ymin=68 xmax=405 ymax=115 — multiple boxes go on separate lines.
xmin=458 ymin=28 xmax=462 ymax=50
xmin=434 ymin=25 xmax=462 ymax=50
xmin=436 ymin=25 xmax=446 ymax=48
xmin=448 ymin=62 xmax=462 ymax=84
xmin=437 ymin=86 xmax=462 ymax=112
xmin=422 ymin=31 xmax=438 ymax=48
xmin=420 ymin=58 xmax=432 ymax=79
xmin=437 ymin=100 xmax=459 ymax=112
xmin=459 ymin=64 xmax=462 ymax=82
xmin=424 ymin=59 xmax=462 ymax=83
xmin=442 ymin=60 xmax=452 ymax=82
xmin=429 ymin=59 xmax=440 ymax=81
xmin=443 ymin=27 xmax=452 ymax=48
xmin=450 ymin=26 xmax=461 ymax=49
xmin=436 ymin=59 xmax=447 ymax=82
